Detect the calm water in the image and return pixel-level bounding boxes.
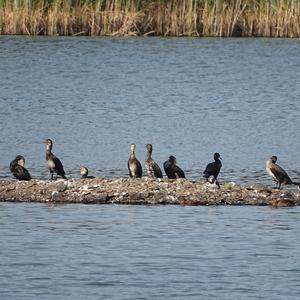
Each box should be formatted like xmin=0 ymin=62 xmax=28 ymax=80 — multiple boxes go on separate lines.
xmin=0 ymin=37 xmax=299 ymax=184
xmin=0 ymin=37 xmax=300 ymax=299
xmin=0 ymin=203 xmax=299 ymax=299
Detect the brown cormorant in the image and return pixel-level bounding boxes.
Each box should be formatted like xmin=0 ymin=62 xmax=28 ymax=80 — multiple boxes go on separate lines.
xmin=9 ymin=155 xmax=31 ymax=181
xmin=145 ymin=144 xmax=163 ymax=178
xmin=203 ymin=152 xmax=222 ymax=180
xmin=163 ymin=155 xmax=185 ymax=179
xmin=44 ymin=139 xmax=67 ymax=180
xmin=266 ymin=155 xmax=299 ymax=189
xmin=80 ymin=166 xmax=95 ymax=179
xmin=128 ymin=143 xmax=142 ymax=178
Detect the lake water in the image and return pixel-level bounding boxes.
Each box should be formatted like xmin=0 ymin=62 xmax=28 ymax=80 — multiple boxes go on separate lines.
xmin=0 ymin=203 xmax=299 ymax=299
xmin=0 ymin=37 xmax=299 ymax=184
xmin=0 ymin=37 xmax=300 ymax=299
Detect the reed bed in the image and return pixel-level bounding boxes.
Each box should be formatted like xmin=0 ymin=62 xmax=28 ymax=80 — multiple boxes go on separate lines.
xmin=0 ymin=0 xmax=300 ymax=37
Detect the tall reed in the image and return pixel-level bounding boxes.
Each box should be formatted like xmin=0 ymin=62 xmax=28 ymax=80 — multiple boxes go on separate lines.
xmin=0 ymin=0 xmax=299 ymax=37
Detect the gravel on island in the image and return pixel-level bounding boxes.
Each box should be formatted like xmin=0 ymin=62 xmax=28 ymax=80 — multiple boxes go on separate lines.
xmin=0 ymin=178 xmax=299 ymax=207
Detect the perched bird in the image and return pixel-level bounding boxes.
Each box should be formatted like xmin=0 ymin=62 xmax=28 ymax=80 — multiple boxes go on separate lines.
xmin=128 ymin=143 xmax=142 ymax=178
xmin=10 ymin=155 xmax=31 ymax=181
xmin=163 ymin=155 xmax=185 ymax=179
xmin=203 ymin=152 xmax=222 ymax=181
xmin=80 ymin=166 xmax=95 ymax=179
xmin=44 ymin=139 xmax=67 ymax=180
xmin=266 ymin=155 xmax=299 ymax=189
xmin=145 ymin=144 xmax=163 ymax=178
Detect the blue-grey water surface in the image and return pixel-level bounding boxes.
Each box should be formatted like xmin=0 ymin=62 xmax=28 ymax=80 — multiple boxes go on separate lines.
xmin=1 ymin=37 xmax=300 ymax=299
xmin=0 ymin=203 xmax=300 ymax=300
xmin=0 ymin=37 xmax=299 ymax=183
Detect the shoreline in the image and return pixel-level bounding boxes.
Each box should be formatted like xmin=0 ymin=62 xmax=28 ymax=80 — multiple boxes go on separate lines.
xmin=0 ymin=178 xmax=299 ymax=207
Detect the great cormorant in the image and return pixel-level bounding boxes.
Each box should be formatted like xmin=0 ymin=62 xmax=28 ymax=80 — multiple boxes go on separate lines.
xmin=145 ymin=144 xmax=163 ymax=178
xmin=80 ymin=166 xmax=95 ymax=179
xmin=163 ymin=155 xmax=185 ymax=179
xmin=128 ymin=143 xmax=142 ymax=178
xmin=44 ymin=139 xmax=67 ymax=180
xmin=203 ymin=152 xmax=222 ymax=181
xmin=10 ymin=155 xmax=31 ymax=181
xmin=266 ymin=155 xmax=299 ymax=189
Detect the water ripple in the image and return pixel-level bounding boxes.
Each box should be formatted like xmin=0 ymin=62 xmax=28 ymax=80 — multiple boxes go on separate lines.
xmin=0 ymin=204 xmax=300 ymax=299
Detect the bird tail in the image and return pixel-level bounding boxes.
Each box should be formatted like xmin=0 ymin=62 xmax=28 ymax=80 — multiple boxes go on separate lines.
xmin=292 ymin=181 xmax=299 ymax=187
xmin=62 ymin=175 xmax=68 ymax=180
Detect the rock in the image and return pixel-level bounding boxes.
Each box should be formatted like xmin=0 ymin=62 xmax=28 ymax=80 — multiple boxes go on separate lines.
xmin=271 ymin=199 xmax=295 ymax=208
xmin=0 ymin=178 xmax=298 ymax=206
xmin=51 ymin=191 xmax=63 ymax=202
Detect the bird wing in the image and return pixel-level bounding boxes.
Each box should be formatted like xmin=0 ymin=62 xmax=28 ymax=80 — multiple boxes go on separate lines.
xmin=203 ymin=162 xmax=212 ymax=174
xmin=270 ymin=165 xmax=292 ymax=184
xmin=163 ymin=161 xmax=176 ymax=179
xmin=128 ymin=160 xmax=133 ymax=177
xmin=136 ymin=159 xmax=143 ymax=178
xmin=22 ymin=167 xmax=32 ymax=180
xmin=12 ymin=165 xmax=31 ymax=181
xmin=203 ymin=162 xmax=216 ymax=176
xmin=128 ymin=158 xmax=142 ymax=178
xmin=204 ymin=160 xmax=222 ymax=178
xmin=53 ymin=155 xmax=66 ymax=176
xmin=10 ymin=159 xmax=18 ymax=172
xmin=174 ymin=166 xmax=185 ymax=178
xmin=153 ymin=162 xmax=163 ymax=178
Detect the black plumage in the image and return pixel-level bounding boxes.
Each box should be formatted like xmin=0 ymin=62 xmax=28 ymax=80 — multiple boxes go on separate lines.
xmin=128 ymin=143 xmax=143 ymax=178
xmin=44 ymin=139 xmax=67 ymax=180
xmin=203 ymin=152 xmax=222 ymax=180
xmin=266 ymin=155 xmax=299 ymax=189
xmin=10 ymin=155 xmax=31 ymax=181
xmin=145 ymin=144 xmax=163 ymax=178
xmin=163 ymin=155 xmax=185 ymax=179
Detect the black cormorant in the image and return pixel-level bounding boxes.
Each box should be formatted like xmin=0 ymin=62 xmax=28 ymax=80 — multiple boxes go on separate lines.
xmin=44 ymin=139 xmax=67 ymax=180
xmin=80 ymin=166 xmax=95 ymax=179
xmin=203 ymin=152 xmax=222 ymax=181
xmin=145 ymin=144 xmax=163 ymax=178
xmin=9 ymin=155 xmax=31 ymax=181
xmin=128 ymin=143 xmax=142 ymax=178
xmin=163 ymin=155 xmax=185 ymax=179
xmin=266 ymin=155 xmax=299 ymax=189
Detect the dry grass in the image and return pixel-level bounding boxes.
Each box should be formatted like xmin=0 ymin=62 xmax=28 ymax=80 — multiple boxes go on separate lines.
xmin=0 ymin=0 xmax=300 ymax=37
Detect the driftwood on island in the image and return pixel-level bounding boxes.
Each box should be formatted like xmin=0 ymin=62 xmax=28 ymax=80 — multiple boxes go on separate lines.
xmin=0 ymin=178 xmax=299 ymax=207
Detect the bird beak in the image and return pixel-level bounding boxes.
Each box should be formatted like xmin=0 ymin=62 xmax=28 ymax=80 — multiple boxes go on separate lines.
xmin=219 ymin=156 xmax=222 ymax=160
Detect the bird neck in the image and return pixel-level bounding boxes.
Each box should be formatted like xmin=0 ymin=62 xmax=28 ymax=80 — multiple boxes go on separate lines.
xmin=46 ymin=144 xmax=52 ymax=152
xmin=266 ymin=159 xmax=274 ymax=168
xmin=215 ymin=158 xmax=221 ymax=164
xmin=145 ymin=150 xmax=152 ymax=160
xmin=46 ymin=147 xmax=53 ymax=160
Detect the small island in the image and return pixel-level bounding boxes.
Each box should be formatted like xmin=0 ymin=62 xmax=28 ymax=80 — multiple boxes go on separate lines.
xmin=0 ymin=178 xmax=299 ymax=207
